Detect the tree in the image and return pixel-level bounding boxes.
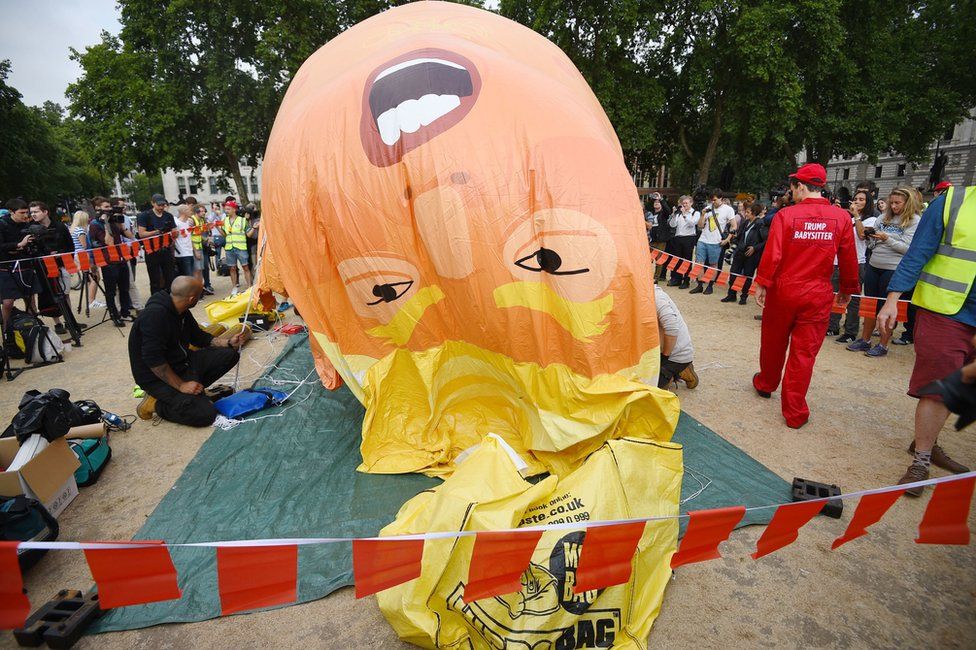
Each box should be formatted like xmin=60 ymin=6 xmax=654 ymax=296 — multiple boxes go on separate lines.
xmin=67 ymin=0 xmax=398 ymax=203
xmin=120 ymin=172 xmax=165 ymax=209
xmin=0 ymin=60 xmax=108 ymax=203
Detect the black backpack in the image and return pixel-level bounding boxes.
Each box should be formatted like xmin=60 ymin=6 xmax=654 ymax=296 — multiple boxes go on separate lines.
xmin=0 ymin=495 xmax=59 ymax=570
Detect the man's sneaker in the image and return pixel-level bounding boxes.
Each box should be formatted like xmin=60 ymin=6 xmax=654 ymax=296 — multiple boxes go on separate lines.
xmin=703 ymin=284 xmax=714 ymax=295
xmin=835 ymin=334 xmax=856 ymax=344
xmin=679 ymin=280 xmax=690 ymax=289
xmin=738 ymin=295 xmax=749 ymax=305
xmin=667 ymin=279 xmax=681 ymax=287
xmin=689 ymin=284 xmax=704 ymax=294
xmin=865 ymin=344 xmax=888 ymax=357
xmin=137 ymin=395 xmax=157 ymax=420
xmin=230 ymin=289 xmax=239 ymax=297
xmin=203 ymin=286 xmax=215 ymax=296
xmin=891 ymin=337 xmax=913 ymax=346
xmin=54 ymin=323 xmax=67 ymax=335
xmin=908 ymin=442 xmax=970 ymax=473
xmin=679 ymin=364 xmax=699 ymax=389
xmin=826 ymin=328 xmax=839 ymax=336
xmin=846 ymin=338 xmax=871 ymax=352
xmin=897 ymin=463 xmax=929 ymax=497
xmin=720 ymin=294 xmax=737 ymax=303
xmin=89 ymin=300 xmax=106 ymax=310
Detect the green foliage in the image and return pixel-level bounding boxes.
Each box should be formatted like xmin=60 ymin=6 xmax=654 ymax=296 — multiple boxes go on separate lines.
xmin=67 ymin=0 xmax=401 ymax=203
xmin=0 ymin=60 xmax=108 ymax=203
xmin=120 ymin=172 xmax=165 ymax=208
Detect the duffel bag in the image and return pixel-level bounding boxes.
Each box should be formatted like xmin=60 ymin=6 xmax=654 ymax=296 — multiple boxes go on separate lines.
xmin=68 ymin=437 xmax=112 ymax=487
xmin=0 ymin=495 xmax=59 ymax=570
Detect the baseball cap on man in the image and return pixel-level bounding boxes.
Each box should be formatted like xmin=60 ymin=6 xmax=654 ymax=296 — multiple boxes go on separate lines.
xmin=224 ymin=200 xmax=239 ymax=209
xmin=934 ymin=181 xmax=952 ymax=192
xmin=151 ymin=193 xmax=168 ymax=205
xmin=789 ymin=163 xmax=827 ymax=187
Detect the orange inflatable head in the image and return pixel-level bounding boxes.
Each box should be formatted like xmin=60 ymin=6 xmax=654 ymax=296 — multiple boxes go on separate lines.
xmin=262 ymin=2 xmax=677 ymax=476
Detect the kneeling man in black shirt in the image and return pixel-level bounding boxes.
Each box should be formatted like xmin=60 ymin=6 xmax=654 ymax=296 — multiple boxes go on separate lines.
xmin=129 ymin=276 xmax=249 ymax=426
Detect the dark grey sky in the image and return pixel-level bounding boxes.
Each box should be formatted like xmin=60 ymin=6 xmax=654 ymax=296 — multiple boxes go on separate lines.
xmin=0 ymin=0 xmax=121 ymax=107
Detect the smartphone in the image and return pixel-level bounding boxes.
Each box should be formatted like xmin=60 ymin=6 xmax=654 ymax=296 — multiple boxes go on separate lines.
xmin=863 ymin=227 xmax=876 ymax=236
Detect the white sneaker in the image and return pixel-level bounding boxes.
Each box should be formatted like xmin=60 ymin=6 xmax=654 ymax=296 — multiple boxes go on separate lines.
xmin=230 ymin=289 xmax=239 ymax=297
xmin=89 ymin=300 xmax=106 ymax=309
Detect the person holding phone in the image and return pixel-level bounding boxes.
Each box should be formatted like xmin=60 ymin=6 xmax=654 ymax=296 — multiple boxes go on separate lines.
xmin=846 ymin=186 xmax=922 ymax=357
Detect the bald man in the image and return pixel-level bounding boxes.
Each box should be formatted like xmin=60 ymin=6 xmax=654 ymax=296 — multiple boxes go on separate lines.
xmin=129 ymin=277 xmax=248 ymax=426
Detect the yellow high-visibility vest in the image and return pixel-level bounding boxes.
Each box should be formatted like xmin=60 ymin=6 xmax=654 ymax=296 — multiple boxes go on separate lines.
xmin=914 ymin=186 xmax=976 ymax=315
xmin=225 ymin=215 xmax=248 ymax=251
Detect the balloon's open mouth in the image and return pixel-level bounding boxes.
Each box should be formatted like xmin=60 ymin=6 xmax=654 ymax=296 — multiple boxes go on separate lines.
xmin=360 ymin=48 xmax=481 ymax=166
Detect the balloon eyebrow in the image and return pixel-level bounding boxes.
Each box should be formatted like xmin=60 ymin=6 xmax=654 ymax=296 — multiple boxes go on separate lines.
xmin=366 ymin=280 xmax=414 ymax=305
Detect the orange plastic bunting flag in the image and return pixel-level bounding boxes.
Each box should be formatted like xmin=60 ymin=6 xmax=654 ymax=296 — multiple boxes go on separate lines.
xmin=701 ymin=267 xmax=718 ymax=283
xmin=715 ymin=270 xmax=730 ymax=287
xmin=464 ymin=530 xmax=543 ymax=602
xmin=0 ymin=542 xmax=29 ymax=630
xmin=666 ymin=256 xmax=680 ymax=271
xmin=688 ymin=263 xmax=705 ymax=280
xmin=42 ymin=256 xmax=59 ymax=278
xmin=751 ymin=500 xmax=824 ymax=559
xmin=353 ymin=538 xmax=424 ymax=598
xmin=217 ymin=545 xmax=298 ymax=616
xmin=671 ymin=506 xmax=745 ymax=568
xmin=574 ymin=521 xmax=646 ymax=593
xmin=730 ymin=275 xmax=746 ymax=292
xmin=92 ymin=248 xmax=108 ymax=268
xmin=858 ymin=297 xmax=879 ymax=319
xmin=915 ymin=477 xmax=975 ymax=545
xmin=83 ymin=541 xmax=182 ymax=609
xmin=106 ymin=245 xmax=120 ymax=263
xmin=60 ymin=253 xmax=78 ymax=275
xmin=831 ymin=490 xmax=904 ymax=550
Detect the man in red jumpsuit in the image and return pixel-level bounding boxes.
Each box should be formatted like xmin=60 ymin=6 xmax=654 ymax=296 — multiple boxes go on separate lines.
xmin=752 ymin=163 xmax=859 ymax=428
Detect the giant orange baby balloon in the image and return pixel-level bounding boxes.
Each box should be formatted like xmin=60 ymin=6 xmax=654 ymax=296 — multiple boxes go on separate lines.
xmin=260 ymin=1 xmax=679 ymax=476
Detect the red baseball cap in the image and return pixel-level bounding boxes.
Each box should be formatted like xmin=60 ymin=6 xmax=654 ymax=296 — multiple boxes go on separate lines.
xmin=934 ymin=181 xmax=952 ymax=192
xmin=789 ymin=163 xmax=827 ymax=187
xmin=224 ymin=200 xmax=239 ymax=209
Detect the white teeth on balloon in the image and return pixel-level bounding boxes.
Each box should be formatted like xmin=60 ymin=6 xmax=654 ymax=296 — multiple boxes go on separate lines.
xmin=376 ymin=93 xmax=462 ymax=146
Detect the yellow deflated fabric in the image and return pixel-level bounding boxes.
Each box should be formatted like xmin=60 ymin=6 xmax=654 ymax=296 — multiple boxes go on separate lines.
xmin=359 ymin=341 xmax=679 ymax=477
xmin=378 ymin=435 xmax=683 ymax=649
xmin=204 ymin=289 xmax=252 ymax=328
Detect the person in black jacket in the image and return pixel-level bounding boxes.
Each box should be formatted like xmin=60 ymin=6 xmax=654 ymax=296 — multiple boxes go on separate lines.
xmin=129 ymin=277 xmax=249 ymax=426
xmin=644 ymin=194 xmax=672 ymax=283
xmin=29 ymin=201 xmax=78 ymax=335
xmin=722 ymin=202 xmax=767 ymax=305
xmin=0 ymin=199 xmax=40 ymax=347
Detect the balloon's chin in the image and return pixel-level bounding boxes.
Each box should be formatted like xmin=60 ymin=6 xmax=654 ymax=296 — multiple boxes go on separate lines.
xmin=349 ymin=340 xmax=679 ymax=478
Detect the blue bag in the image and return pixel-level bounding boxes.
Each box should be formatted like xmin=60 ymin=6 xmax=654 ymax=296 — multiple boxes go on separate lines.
xmin=69 ymin=437 xmax=112 ymax=487
xmin=214 ymin=388 xmax=288 ymax=419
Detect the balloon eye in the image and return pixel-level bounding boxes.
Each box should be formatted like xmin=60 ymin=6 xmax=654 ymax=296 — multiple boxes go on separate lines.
xmin=367 ymin=280 xmax=413 ymax=305
xmin=514 ymin=247 xmax=588 ymax=276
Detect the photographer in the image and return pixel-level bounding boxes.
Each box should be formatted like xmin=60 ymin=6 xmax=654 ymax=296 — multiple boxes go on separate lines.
xmin=114 ymin=196 xmax=143 ymax=311
xmin=90 ymin=196 xmax=135 ymax=327
xmin=0 ymin=199 xmax=40 ymax=352
xmin=28 ymin=201 xmax=75 ymax=335
xmin=137 ymin=194 xmax=177 ymax=294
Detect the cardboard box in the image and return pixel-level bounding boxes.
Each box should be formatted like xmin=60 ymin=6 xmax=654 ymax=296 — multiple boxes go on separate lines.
xmin=0 ymin=437 xmax=81 ymax=518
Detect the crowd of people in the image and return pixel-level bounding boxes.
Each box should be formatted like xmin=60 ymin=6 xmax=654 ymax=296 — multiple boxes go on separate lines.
xmin=649 ymin=166 xmax=971 ymax=498
xmin=0 ymin=193 xmax=260 ymax=352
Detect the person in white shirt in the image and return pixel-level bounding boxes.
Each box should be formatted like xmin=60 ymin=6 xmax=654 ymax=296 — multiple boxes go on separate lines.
xmin=666 ymin=195 xmax=700 ymax=288
xmin=831 ymin=189 xmax=875 ymax=343
xmin=173 ymin=205 xmax=196 ymax=277
xmin=690 ymin=189 xmax=735 ymax=294
xmin=654 ymin=285 xmax=698 ymax=390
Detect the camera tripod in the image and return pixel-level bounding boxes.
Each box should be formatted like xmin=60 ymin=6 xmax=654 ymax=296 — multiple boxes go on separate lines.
xmin=39 ymin=268 xmax=85 ymax=347
xmin=75 ymin=268 xmax=125 ymax=338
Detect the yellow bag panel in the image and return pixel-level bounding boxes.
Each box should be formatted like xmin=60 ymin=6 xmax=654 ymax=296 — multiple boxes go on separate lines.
xmin=377 ymin=435 xmax=683 ymax=649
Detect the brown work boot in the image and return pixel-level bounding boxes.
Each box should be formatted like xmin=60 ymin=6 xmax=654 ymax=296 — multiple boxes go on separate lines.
xmin=137 ymin=395 xmax=157 ymax=420
xmin=907 ymin=442 xmax=970 ymax=473
xmin=897 ymin=463 xmax=929 ymax=497
xmin=679 ymin=364 xmax=699 ymax=389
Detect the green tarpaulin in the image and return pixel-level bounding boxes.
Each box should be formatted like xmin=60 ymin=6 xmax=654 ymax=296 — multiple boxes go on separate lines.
xmin=94 ymin=333 xmax=788 ymax=632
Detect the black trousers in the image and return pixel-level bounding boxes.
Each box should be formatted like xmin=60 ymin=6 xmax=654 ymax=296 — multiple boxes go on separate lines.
xmin=828 ymin=263 xmax=864 ymax=337
xmin=727 ymin=252 xmax=761 ymax=297
xmin=143 ymin=347 xmax=240 ymax=427
xmin=102 ymin=262 xmax=132 ymax=317
xmin=658 ymin=355 xmax=691 ymax=388
xmin=201 ymin=247 xmax=212 ymax=287
xmin=670 ymin=235 xmax=697 ymax=282
xmin=145 ymin=248 xmax=176 ymax=294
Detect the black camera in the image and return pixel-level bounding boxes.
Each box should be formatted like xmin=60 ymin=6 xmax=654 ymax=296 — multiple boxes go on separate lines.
xmin=23 ymin=223 xmax=60 ymax=256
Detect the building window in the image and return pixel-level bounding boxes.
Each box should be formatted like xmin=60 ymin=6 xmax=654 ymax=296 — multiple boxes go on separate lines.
xmin=944 ymin=125 xmax=955 ymax=140
xmin=209 ymin=176 xmax=219 ymax=195
xmin=188 ymin=177 xmax=199 ymax=194
xmin=250 ymin=174 xmax=259 ymax=195
xmin=897 ymin=163 xmax=906 ymax=177
xmin=177 ymin=176 xmax=187 ymax=194
xmin=951 ymin=153 xmax=963 ymax=166
xmin=874 ymin=165 xmax=883 ymax=179
xmin=842 ymin=168 xmax=850 ymax=180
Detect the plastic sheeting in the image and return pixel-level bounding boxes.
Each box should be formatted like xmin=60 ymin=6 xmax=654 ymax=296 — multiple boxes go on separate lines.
xmin=260 ymin=1 xmax=676 ymax=476
xmin=377 ymin=435 xmax=683 ymax=649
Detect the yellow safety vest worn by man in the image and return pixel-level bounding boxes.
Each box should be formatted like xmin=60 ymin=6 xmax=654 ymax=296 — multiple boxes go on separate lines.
xmin=879 ymin=185 xmax=975 ymax=496
xmin=225 ymin=215 xmax=249 ymax=251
